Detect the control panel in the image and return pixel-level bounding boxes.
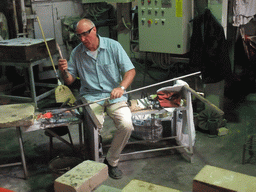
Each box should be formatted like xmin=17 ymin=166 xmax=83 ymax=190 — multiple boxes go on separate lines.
xmin=138 ymin=0 xmax=192 ymax=54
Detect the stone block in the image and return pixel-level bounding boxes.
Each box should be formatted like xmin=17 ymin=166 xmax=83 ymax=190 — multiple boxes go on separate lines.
xmin=94 ymin=185 xmax=121 ymax=192
xmin=0 ymin=103 xmax=35 ymax=128
xmin=54 ymin=160 xmax=108 ymax=192
xmin=122 ymin=179 xmax=181 ymax=192
xmin=193 ymin=165 xmax=256 ymax=192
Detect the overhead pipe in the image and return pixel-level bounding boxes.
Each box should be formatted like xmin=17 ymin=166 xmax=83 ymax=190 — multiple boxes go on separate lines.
xmin=13 ymin=0 xmax=19 ymax=37
xmin=20 ymin=0 xmax=27 ymax=37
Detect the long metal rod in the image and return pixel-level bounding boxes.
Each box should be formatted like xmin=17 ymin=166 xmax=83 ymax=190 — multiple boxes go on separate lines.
xmin=120 ymin=145 xmax=185 ymax=156
xmin=104 ymin=136 xmax=177 ymax=148
xmin=127 ymin=71 xmax=201 ymax=95
xmin=55 ymin=71 xmax=201 ymax=114
xmin=0 ymin=162 xmax=22 ymax=168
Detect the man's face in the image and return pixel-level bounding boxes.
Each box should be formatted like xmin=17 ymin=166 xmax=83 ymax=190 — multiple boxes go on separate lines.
xmin=76 ymin=23 xmax=96 ymax=50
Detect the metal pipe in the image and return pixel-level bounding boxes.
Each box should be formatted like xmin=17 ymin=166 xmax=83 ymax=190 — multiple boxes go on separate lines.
xmin=104 ymin=136 xmax=177 ymax=148
xmin=0 ymin=162 xmax=22 ymax=168
xmin=13 ymin=0 xmax=19 ymax=36
xmin=55 ymin=71 xmax=202 ymax=114
xmin=20 ymin=0 xmax=27 ymax=37
xmin=120 ymin=145 xmax=185 ymax=156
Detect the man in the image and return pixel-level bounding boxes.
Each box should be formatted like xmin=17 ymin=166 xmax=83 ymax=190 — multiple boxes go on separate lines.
xmin=58 ymin=18 xmax=136 ymax=179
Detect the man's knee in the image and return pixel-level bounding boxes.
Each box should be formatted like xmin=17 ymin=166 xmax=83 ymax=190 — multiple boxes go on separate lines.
xmin=119 ymin=118 xmax=134 ymax=133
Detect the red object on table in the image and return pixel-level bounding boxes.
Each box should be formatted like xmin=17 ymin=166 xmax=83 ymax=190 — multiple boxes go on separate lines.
xmin=0 ymin=188 xmax=15 ymax=192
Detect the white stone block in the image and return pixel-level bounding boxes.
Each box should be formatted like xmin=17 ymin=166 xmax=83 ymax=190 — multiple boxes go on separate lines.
xmin=54 ymin=160 xmax=108 ymax=192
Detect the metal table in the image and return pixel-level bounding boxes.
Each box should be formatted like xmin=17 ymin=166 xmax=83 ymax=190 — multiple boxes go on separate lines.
xmin=0 ymin=104 xmax=84 ymax=179
xmin=0 ymin=55 xmax=58 ymax=108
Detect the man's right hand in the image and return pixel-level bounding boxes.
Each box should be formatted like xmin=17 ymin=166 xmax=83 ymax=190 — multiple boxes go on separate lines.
xmin=58 ymin=59 xmax=75 ymax=85
xmin=58 ymin=59 xmax=68 ymax=72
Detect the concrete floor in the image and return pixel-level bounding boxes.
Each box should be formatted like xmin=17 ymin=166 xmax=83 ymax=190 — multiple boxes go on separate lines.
xmin=1 ymin=62 xmax=256 ymax=192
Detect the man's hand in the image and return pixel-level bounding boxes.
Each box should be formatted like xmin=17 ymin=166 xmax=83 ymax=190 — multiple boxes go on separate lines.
xmin=58 ymin=59 xmax=68 ymax=72
xmin=110 ymin=87 xmax=125 ymax=99
xmin=58 ymin=59 xmax=75 ymax=85
xmin=110 ymin=69 xmax=135 ymax=100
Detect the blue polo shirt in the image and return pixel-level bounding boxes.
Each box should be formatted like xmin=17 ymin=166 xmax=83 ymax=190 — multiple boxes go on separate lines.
xmin=68 ymin=35 xmax=135 ymax=105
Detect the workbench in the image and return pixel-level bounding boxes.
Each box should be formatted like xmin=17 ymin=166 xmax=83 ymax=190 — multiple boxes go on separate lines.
xmin=0 ymin=103 xmax=84 ymax=179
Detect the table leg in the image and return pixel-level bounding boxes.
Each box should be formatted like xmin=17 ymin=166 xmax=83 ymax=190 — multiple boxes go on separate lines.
xmin=81 ymin=98 xmax=101 ymax=161
xmin=16 ymin=127 xmax=28 ymax=179
xmin=28 ymin=64 xmax=37 ymax=108
xmin=84 ymin=112 xmax=99 ymax=162
xmin=78 ymin=123 xmax=83 ymax=153
xmin=44 ymin=129 xmax=77 ymax=152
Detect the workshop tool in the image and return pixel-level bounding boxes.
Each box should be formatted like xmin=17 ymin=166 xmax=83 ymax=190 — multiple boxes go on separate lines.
xmin=49 ymin=71 xmax=207 ymax=116
xmin=37 ymin=16 xmax=76 ymax=105
xmin=183 ymin=85 xmax=224 ymax=116
xmin=42 ymin=71 xmax=224 ymax=120
xmin=56 ymin=43 xmax=69 ymax=79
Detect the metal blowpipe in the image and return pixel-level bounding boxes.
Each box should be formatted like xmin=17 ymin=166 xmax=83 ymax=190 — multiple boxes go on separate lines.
xmin=54 ymin=71 xmax=201 ymax=114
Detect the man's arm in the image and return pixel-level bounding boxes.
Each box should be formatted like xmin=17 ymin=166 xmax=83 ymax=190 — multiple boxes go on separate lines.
xmin=58 ymin=59 xmax=76 ymax=85
xmin=110 ymin=68 xmax=136 ymax=99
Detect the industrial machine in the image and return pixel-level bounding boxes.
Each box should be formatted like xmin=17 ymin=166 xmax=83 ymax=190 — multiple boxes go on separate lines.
xmin=138 ymin=0 xmax=193 ymax=54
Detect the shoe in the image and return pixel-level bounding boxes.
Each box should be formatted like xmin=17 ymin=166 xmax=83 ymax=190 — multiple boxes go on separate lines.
xmin=103 ymin=158 xmax=123 ymax=179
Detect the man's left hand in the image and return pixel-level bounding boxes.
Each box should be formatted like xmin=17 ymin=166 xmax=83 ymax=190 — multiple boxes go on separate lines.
xmin=110 ymin=87 xmax=125 ymax=99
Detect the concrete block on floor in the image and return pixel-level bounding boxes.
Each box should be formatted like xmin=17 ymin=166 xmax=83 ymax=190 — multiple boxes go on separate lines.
xmin=193 ymin=165 xmax=256 ymax=192
xmin=122 ymin=179 xmax=181 ymax=192
xmin=94 ymin=185 xmax=121 ymax=192
xmin=54 ymin=160 xmax=108 ymax=192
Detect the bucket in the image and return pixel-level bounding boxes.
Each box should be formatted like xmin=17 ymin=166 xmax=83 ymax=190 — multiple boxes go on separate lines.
xmin=49 ymin=156 xmax=83 ymax=179
xmin=207 ymin=119 xmax=219 ymax=136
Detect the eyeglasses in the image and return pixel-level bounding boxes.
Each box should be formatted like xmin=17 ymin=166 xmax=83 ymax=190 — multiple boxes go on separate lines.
xmin=76 ymin=26 xmax=94 ymax=38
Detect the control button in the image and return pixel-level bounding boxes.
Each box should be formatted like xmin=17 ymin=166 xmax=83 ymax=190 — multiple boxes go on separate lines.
xmin=148 ymin=0 xmax=151 ymax=4
xmin=162 ymin=20 xmax=165 ymax=25
xmin=148 ymin=19 xmax=153 ymax=25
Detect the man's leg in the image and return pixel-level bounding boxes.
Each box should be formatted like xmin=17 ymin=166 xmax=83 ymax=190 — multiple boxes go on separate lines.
xmin=89 ymin=102 xmax=105 ymax=125
xmin=105 ymin=101 xmax=134 ymax=167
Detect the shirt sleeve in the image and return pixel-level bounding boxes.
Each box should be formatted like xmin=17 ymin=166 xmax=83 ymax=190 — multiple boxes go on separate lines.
xmin=67 ymin=48 xmax=78 ymax=79
xmin=114 ymin=41 xmax=135 ymax=74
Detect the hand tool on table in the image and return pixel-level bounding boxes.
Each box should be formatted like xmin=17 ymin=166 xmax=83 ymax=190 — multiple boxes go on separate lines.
xmin=37 ymin=16 xmax=76 ymax=105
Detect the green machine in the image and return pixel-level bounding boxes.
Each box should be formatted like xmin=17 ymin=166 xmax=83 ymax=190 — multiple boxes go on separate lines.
xmin=138 ymin=0 xmax=193 ymax=54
